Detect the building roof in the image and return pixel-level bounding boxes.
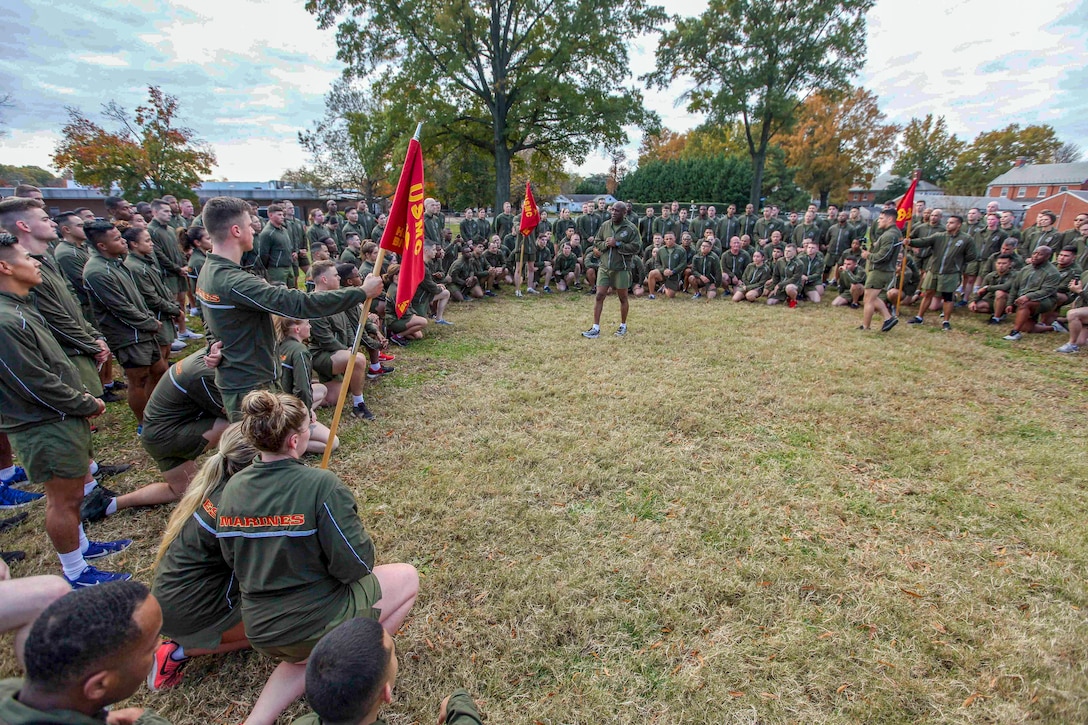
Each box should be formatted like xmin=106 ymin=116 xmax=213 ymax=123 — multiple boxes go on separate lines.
xmin=1024 ymin=189 xmax=1088 ymax=207
xmin=850 ymin=171 xmax=942 ymax=194
xmin=888 ymin=194 xmax=1023 ymax=213
xmin=987 ymin=161 xmax=1088 ymax=187
xmin=556 ymin=194 xmax=618 ymax=203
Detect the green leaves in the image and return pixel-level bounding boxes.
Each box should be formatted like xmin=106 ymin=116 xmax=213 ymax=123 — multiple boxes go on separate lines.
xmin=646 ymin=0 xmax=874 ymax=205
xmin=307 ymin=0 xmax=665 ymax=209
xmin=51 ymin=86 xmax=215 ymax=202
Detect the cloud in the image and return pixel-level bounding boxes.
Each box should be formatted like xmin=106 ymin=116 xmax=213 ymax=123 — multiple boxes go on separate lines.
xmin=0 ymin=0 xmax=341 ymax=180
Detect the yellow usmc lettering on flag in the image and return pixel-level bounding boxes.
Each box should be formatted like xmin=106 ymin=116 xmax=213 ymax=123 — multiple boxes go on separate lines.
xmin=523 ymin=198 xmax=535 ymax=217
xmin=897 ymin=208 xmax=912 ymax=224
xmin=410 ymin=183 xmax=425 ymax=255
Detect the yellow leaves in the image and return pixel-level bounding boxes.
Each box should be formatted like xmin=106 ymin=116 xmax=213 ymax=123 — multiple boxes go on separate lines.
xmin=962 ymin=692 xmax=983 ymax=708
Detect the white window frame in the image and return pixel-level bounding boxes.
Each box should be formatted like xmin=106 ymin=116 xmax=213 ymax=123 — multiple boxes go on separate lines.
xmin=1037 ymin=187 xmax=1048 ymax=198
xmin=1000 ymin=187 xmax=1008 ymax=197
xmin=1017 ymin=187 xmax=1026 ymax=198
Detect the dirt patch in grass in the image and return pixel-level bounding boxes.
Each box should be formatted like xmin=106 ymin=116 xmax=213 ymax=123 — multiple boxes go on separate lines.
xmin=3 ymin=294 xmax=1086 ymax=723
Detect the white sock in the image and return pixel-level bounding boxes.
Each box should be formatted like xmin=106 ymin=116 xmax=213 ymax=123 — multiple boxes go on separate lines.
xmin=369 ymin=363 xmax=381 ymax=372
xmin=0 ymin=466 xmax=14 ymax=479
xmin=619 ymin=323 xmax=627 ymax=329
xmin=59 ymin=548 xmax=88 ymax=579
xmin=79 ymin=525 xmax=90 ymax=553
xmin=105 ymin=499 xmax=118 ymax=516
xmin=352 ymin=394 xmax=365 ymax=406
xmin=89 ymin=460 xmax=99 ymax=476
xmin=591 ymin=324 xmax=600 ymax=331
xmin=84 ymin=480 xmax=98 ymax=496
xmin=171 ymin=645 xmax=187 ymax=661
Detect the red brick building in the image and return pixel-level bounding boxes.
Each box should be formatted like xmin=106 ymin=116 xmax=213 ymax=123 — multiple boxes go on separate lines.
xmin=986 ymin=160 xmax=1088 ymax=202
xmin=1022 ymin=191 xmax=1088 ymax=232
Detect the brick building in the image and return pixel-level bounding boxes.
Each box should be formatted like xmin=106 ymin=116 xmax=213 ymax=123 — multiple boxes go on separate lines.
xmin=1022 ymin=191 xmax=1088 ymax=232
xmin=986 ymin=160 xmax=1088 ymax=202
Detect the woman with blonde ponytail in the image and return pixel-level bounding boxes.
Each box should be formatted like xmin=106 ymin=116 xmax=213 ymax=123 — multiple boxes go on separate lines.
xmin=147 ymin=424 xmax=256 ymax=691
xmin=215 ymin=390 xmax=419 ymax=725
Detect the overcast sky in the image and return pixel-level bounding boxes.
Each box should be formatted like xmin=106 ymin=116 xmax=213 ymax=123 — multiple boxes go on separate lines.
xmin=1 ymin=0 xmax=1084 ymax=182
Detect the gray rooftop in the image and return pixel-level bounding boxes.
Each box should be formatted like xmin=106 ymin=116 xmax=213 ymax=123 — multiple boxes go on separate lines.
xmin=850 ymin=171 xmax=942 ymax=193
xmin=987 ymin=161 xmax=1088 ymax=187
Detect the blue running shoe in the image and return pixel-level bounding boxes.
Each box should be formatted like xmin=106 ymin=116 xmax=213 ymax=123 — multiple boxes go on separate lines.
xmin=66 ymin=565 xmax=132 ymax=588
xmin=83 ymin=539 xmax=133 ymax=561
xmin=0 ymin=466 xmax=27 ymax=486
xmin=0 ymin=483 xmax=43 ymax=509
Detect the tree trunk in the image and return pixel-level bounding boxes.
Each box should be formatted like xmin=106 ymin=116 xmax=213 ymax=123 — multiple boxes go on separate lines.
xmin=494 ymin=141 xmax=511 ymax=214
xmin=819 ymin=189 xmax=829 ymax=210
xmin=749 ymin=150 xmax=766 ymax=208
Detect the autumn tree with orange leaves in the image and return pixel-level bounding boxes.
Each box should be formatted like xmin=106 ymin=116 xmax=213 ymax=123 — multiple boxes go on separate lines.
xmin=781 ymin=88 xmax=899 ymax=209
xmin=52 ymin=86 xmax=215 ymax=202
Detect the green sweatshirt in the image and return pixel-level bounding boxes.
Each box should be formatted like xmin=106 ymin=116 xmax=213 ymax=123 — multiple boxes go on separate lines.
xmin=53 ymin=240 xmax=92 ymax=310
xmin=867 ymin=227 xmax=902 ymax=273
xmin=0 ymin=680 xmax=172 ymax=725
xmin=720 ymin=250 xmax=751 ymax=281
xmin=258 ymin=224 xmax=296 ymax=269
xmin=972 ymin=270 xmax=1015 ymax=305
xmin=291 ymin=690 xmax=483 ymax=725
xmin=277 ymin=337 xmax=315 ymax=410
xmin=594 ymin=219 xmax=642 ymax=270
xmin=84 ymin=249 xmax=161 ymax=350
xmin=770 ymin=257 xmax=804 ymax=291
xmin=740 ymin=262 xmax=771 ymax=290
xmin=554 ymin=253 xmax=578 ymax=277
xmin=0 ymin=291 xmax=101 ymax=432
xmin=1011 ymin=262 xmax=1061 ymax=302
xmin=216 ymin=457 xmax=376 ymax=648
xmin=29 ymin=253 xmax=102 ymax=358
xmin=195 ymin=253 xmax=369 ymax=394
xmin=690 ymin=252 xmax=720 ymax=283
xmin=798 ymin=252 xmax=825 ymax=287
xmin=142 ymin=350 xmax=224 ymax=442
xmin=837 ymin=265 xmax=866 ymax=290
xmin=1055 ymin=263 xmax=1082 ymax=297
xmin=912 ymin=231 xmax=976 ymax=276
xmin=152 ymin=474 xmax=237 ymax=642
xmin=124 ymin=252 xmax=181 ymax=346
xmin=149 ymin=219 xmax=186 ymax=279
xmin=309 ymin=309 xmax=354 ymax=355
xmin=447 ymin=256 xmax=476 ymax=292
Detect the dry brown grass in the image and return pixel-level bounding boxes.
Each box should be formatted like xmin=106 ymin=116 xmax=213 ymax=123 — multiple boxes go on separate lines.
xmin=3 ymin=292 xmax=1087 ymax=724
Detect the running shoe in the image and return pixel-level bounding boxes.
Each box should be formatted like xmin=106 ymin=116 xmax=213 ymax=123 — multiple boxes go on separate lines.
xmin=148 ymin=640 xmax=189 ymax=691
xmin=83 ymin=539 xmax=132 ymax=560
xmin=0 ymin=484 xmax=43 ymax=510
xmin=66 ymin=565 xmax=132 ymax=588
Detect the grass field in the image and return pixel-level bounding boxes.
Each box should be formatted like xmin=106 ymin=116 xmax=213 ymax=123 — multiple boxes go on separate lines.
xmin=3 ymin=291 xmax=1087 ymax=724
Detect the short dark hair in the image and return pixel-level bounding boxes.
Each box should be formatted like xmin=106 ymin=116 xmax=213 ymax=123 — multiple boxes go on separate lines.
xmin=0 ymin=232 xmax=18 ymax=260
xmin=336 ymin=262 xmax=359 ymax=284
xmin=85 ymin=220 xmax=117 ymax=248
xmin=1061 ymin=245 xmax=1078 ymax=254
xmin=879 ymin=208 xmax=896 ymax=220
xmin=73 ymin=206 xmax=91 ymax=215
xmin=305 ymin=618 xmax=391 ymax=724
xmin=135 ymin=201 xmax=152 ymax=212
xmin=14 ymin=184 xmax=41 ymax=198
xmin=24 ymin=581 xmax=150 ymax=692
xmin=997 ymin=254 xmax=1014 ymax=261
xmin=267 ymin=203 xmax=284 ymax=215
xmin=0 ymin=197 xmax=45 ymax=234
xmin=121 ymin=226 xmax=145 ymax=249
xmin=202 ymin=197 xmax=252 ymax=241
xmin=150 ymin=199 xmax=170 ymax=212
xmin=948 ymin=215 xmax=963 ymax=224
xmin=54 ymin=212 xmax=81 ymax=229
xmin=104 ymin=196 xmax=126 ymax=212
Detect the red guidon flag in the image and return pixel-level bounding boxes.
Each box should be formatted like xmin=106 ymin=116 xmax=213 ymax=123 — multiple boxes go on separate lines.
xmin=379 ymin=137 xmax=426 ymax=318
xmin=895 ymin=176 xmax=919 ymax=231
xmin=519 ymin=181 xmax=539 ymax=236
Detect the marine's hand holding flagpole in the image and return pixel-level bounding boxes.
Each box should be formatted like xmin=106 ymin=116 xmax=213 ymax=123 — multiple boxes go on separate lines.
xmin=893 ymin=169 xmax=921 ymax=315
xmin=321 ymin=122 xmax=427 ymax=469
xmin=516 ymin=180 xmax=539 ymax=296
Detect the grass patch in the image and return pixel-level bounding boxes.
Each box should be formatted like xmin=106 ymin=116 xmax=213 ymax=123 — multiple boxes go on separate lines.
xmin=2 ymin=293 xmax=1087 ymax=723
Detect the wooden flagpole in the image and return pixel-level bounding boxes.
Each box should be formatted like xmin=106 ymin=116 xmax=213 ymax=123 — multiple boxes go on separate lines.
xmin=321 ymin=122 xmax=422 ymax=469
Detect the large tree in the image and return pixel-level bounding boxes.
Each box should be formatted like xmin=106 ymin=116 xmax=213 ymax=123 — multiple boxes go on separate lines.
xmin=646 ymin=0 xmax=873 ymax=208
xmin=890 ymin=114 xmax=963 ymax=186
xmin=307 ymin=0 xmax=664 ymax=212
xmin=298 ymin=77 xmax=403 ymax=207
xmin=52 ymin=86 xmax=215 ymax=201
xmin=945 ymin=124 xmax=1064 ymax=195
xmin=781 ymin=87 xmax=899 ymax=208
